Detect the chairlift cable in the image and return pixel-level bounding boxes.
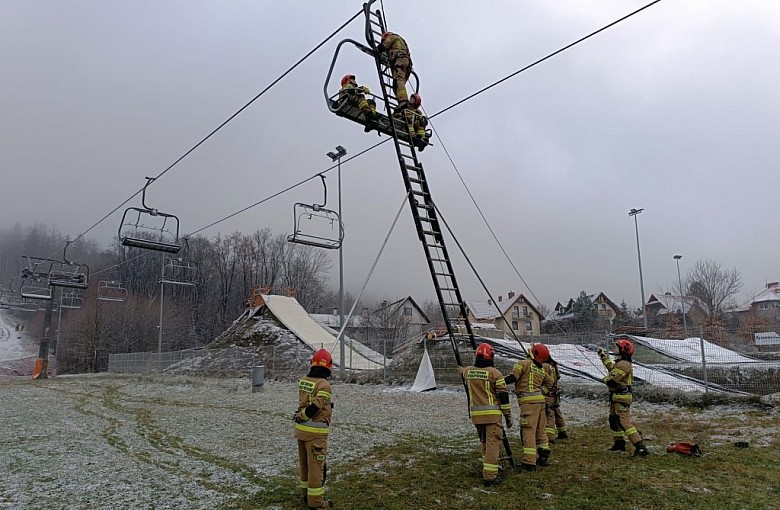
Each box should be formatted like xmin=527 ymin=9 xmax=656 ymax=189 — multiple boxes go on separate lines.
xmin=54 ymin=9 xmax=364 ymax=259
xmin=430 ymin=0 xmax=663 ymax=120
xmin=185 ymin=138 xmax=391 ymax=236
xmin=430 ymin=201 xmax=531 ymax=358
xmin=182 ymin=1 xmax=662 ymax=238
xmin=330 ymin=192 xmax=408 ymax=352
xmin=427 ymin=114 xmax=570 ymax=338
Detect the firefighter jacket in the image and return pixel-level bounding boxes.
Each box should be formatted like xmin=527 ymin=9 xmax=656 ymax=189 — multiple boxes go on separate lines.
xmin=543 ymin=362 xmax=560 ymax=405
xmin=506 ymin=358 xmax=553 ymax=404
xmin=294 ymin=367 xmax=333 ymax=441
xmin=459 ymin=362 xmax=511 ymax=425
xmin=600 ymin=355 xmax=633 ymax=404
xmin=339 ymin=82 xmax=372 ymax=103
xmin=379 ymin=34 xmax=411 ymax=65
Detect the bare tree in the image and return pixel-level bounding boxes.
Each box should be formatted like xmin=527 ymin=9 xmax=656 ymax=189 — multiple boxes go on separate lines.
xmin=685 ymin=259 xmax=742 ymax=316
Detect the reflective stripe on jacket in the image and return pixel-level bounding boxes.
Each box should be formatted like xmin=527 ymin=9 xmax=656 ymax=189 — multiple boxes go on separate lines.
xmin=460 ymin=365 xmax=510 ymax=424
xmin=601 ymin=357 xmax=633 ymax=403
xmin=294 ymin=376 xmax=332 ymax=440
xmin=510 ymin=358 xmax=553 ymax=404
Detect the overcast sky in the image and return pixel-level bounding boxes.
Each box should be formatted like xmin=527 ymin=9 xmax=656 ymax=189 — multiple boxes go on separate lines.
xmin=2 ymin=0 xmax=779 ymax=312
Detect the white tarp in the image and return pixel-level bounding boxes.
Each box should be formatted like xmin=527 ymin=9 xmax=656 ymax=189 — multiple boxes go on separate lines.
xmin=262 ymin=294 xmax=385 ymax=370
xmin=626 ymin=335 xmax=757 ymax=363
xmin=482 ymin=336 xmax=734 ymax=394
xmin=410 ymin=348 xmax=437 ymax=392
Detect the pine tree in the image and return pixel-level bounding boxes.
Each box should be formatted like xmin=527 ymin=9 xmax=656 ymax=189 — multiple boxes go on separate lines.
xmin=572 ymin=291 xmax=597 ymax=330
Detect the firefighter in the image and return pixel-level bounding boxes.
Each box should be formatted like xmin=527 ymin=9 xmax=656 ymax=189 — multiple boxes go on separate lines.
xmin=294 ymin=349 xmax=334 ymax=509
xmin=339 ymin=74 xmax=380 ymax=132
xmin=459 ymin=342 xmax=512 ymax=486
xmin=377 ymin=31 xmax=412 ymax=109
xmin=543 ymin=357 xmax=568 ymax=443
xmin=505 ymin=343 xmax=554 ymax=470
xmin=599 ymin=338 xmax=649 ymax=456
xmin=403 ymin=93 xmax=430 ymax=151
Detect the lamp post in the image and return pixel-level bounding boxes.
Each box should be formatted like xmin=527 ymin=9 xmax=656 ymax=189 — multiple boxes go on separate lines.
xmin=629 ymin=208 xmax=648 ymax=329
xmin=327 ymin=145 xmax=347 ymax=376
xmin=673 ymin=254 xmax=687 ymax=337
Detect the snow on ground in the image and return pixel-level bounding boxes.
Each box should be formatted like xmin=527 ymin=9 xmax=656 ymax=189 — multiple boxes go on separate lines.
xmin=0 ymin=309 xmax=38 ymax=376
xmin=628 ymin=335 xmax=757 ymax=363
xmin=1 ymin=373 xmax=774 ymax=509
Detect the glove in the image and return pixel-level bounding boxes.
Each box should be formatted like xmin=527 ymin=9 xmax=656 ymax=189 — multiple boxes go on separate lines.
xmin=598 ymin=348 xmax=608 ymax=358
xmin=504 ymin=415 xmax=513 ymax=429
xmin=293 ymin=412 xmax=304 ymax=423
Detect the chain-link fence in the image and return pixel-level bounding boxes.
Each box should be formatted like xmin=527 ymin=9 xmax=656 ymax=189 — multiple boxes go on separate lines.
xmin=108 ymin=324 xmax=780 ymax=398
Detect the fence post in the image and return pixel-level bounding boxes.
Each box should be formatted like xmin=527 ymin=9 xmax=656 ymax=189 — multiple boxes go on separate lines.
xmin=698 ymin=325 xmax=709 ymax=395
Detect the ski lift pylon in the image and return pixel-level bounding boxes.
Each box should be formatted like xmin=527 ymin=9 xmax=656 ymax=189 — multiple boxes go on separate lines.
xmin=287 ymin=174 xmax=344 ymax=250
xmin=119 ymin=177 xmax=182 ymax=253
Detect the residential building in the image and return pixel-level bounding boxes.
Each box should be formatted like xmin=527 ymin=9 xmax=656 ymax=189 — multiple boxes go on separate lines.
xmin=465 ymin=291 xmax=543 ymax=337
xmin=733 ymin=282 xmax=780 ymax=321
xmin=546 ymin=292 xmax=622 ymax=325
xmin=645 ymin=292 xmax=707 ymax=330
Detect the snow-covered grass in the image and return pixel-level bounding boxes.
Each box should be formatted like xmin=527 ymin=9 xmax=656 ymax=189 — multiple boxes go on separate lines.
xmin=1 ymin=373 xmax=778 ymax=509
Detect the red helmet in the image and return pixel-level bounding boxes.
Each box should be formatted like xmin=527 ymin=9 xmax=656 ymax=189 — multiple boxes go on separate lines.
xmin=311 ymin=348 xmax=333 ymax=369
xmin=341 ymin=74 xmax=356 ymax=87
xmin=475 ymin=342 xmax=494 ymax=360
xmin=531 ymin=343 xmax=550 ymax=363
xmin=381 ymin=31 xmax=393 ymax=42
xmin=615 ymin=338 xmax=634 ymax=356
xmin=409 ymin=93 xmax=422 ymax=108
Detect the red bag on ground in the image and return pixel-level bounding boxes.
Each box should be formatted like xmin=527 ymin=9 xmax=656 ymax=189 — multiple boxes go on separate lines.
xmin=666 ymin=442 xmax=702 ymax=457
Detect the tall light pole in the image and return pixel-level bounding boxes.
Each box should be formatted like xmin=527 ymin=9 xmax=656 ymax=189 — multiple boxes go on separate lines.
xmin=673 ymin=254 xmax=688 ymax=338
xmin=629 ymin=208 xmax=648 ymax=329
xmin=327 ymin=145 xmax=347 ymax=375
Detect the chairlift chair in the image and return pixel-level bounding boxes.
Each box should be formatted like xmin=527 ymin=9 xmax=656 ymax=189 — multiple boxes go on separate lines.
xmin=287 ymin=175 xmax=344 ymax=249
xmin=161 ymin=257 xmax=197 ymax=286
xmin=19 ymin=256 xmax=56 ymax=300
xmin=48 ymin=241 xmax=90 ymax=290
xmin=59 ymin=290 xmax=85 ymax=309
xmin=118 ymin=177 xmax=182 ymax=253
xmin=97 ymin=280 xmax=129 ymax=302
xmin=323 ymin=38 xmax=422 ymax=145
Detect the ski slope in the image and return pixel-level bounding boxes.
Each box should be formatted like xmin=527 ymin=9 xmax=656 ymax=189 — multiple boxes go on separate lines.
xmin=262 ymin=294 xmax=386 ymax=370
xmin=0 ymin=309 xmax=38 ymax=375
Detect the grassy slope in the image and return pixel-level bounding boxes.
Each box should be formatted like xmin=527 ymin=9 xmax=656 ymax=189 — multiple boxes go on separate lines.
xmin=226 ymin=409 xmax=780 ymax=510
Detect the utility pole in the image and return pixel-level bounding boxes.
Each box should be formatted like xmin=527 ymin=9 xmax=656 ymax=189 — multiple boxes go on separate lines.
xmin=629 ymin=208 xmax=648 ymax=329
xmin=327 ymin=145 xmax=347 ymax=375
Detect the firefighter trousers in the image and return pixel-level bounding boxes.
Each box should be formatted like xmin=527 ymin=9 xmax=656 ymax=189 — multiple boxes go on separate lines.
xmin=475 ymin=422 xmax=503 ymax=481
xmin=609 ymin=401 xmax=641 ymax=445
xmin=545 ymin=404 xmax=567 ymax=442
xmin=520 ymin=402 xmax=549 ymax=465
xmin=298 ymin=437 xmax=328 ymax=508
xmin=392 ymin=57 xmax=410 ymax=104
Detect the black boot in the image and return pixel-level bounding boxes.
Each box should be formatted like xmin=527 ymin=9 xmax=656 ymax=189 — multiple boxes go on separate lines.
xmin=609 ymin=440 xmax=627 ymax=452
xmin=537 ymin=448 xmax=550 ymax=466
xmin=634 ymin=441 xmax=649 ymax=457
xmin=483 ymin=477 xmax=503 ymax=487
xmin=520 ymin=462 xmax=537 ymax=472
xmin=557 ymin=431 xmax=569 ymax=440
xmin=363 ymin=112 xmax=379 ymax=132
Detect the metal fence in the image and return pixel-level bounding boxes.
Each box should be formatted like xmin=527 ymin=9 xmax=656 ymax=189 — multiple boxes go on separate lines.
xmin=108 ymin=325 xmax=780 ymax=398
